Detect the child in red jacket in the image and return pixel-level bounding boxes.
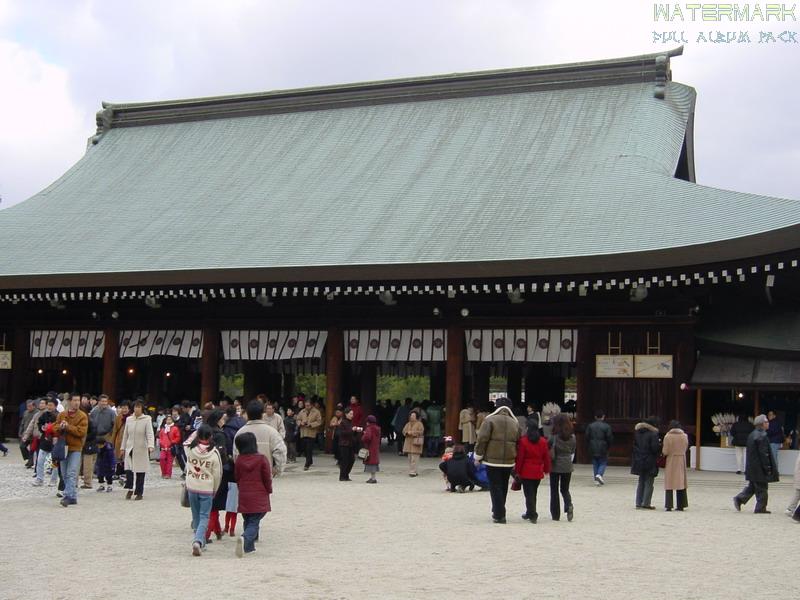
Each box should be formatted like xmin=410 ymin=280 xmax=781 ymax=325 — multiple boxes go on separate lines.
xmin=514 ymin=415 xmax=552 ymax=524
xmin=234 ymin=432 xmax=272 ymax=557
xmin=158 ymin=415 xmax=181 ymax=478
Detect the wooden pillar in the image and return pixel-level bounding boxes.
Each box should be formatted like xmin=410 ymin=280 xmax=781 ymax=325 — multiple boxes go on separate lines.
xmin=753 ymin=390 xmax=760 ymax=417
xmin=507 ymin=363 xmax=522 ymax=407
xmin=101 ymin=328 xmax=119 ymax=401
xmin=200 ymin=327 xmax=220 ymax=407
xmin=325 ymin=328 xmax=343 ymax=429
xmin=695 ymin=388 xmax=702 ymax=470
xmin=10 ymin=328 xmax=30 ymax=411
xmin=445 ymin=326 xmax=464 ymax=439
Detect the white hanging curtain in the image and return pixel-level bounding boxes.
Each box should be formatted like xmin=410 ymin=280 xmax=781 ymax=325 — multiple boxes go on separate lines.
xmin=343 ymin=329 xmax=448 ymax=362
xmin=465 ymin=329 xmax=578 ymax=362
xmin=220 ymin=330 xmax=327 ymax=361
xmin=119 ymin=330 xmax=204 ymax=358
xmin=29 ymin=330 xmax=105 ymax=358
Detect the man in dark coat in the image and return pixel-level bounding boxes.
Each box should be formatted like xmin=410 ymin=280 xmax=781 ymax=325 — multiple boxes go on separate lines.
xmin=585 ymin=409 xmax=613 ymax=485
xmin=733 ymin=414 xmax=779 ymax=513
xmin=631 ymin=417 xmax=660 ymax=509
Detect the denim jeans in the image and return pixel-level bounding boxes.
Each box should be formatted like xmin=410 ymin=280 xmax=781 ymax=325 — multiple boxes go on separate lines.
xmin=769 ymin=443 xmax=780 ymax=465
xmin=636 ymin=474 xmax=655 ymax=507
xmin=592 ymin=457 xmax=608 ymax=477
xmin=242 ymin=512 xmax=266 ymax=552
xmin=60 ymin=451 xmax=82 ymax=501
xmin=189 ymin=492 xmax=213 ymax=545
xmin=35 ymin=450 xmax=59 ymax=484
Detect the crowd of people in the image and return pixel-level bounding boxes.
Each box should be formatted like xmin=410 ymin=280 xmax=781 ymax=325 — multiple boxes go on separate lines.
xmin=4 ymin=391 xmax=800 ymax=557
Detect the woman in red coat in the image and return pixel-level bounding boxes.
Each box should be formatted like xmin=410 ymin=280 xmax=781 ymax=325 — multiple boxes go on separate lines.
xmin=361 ymin=415 xmax=381 ymax=484
xmin=514 ymin=415 xmax=552 ymax=523
xmin=234 ymin=432 xmax=272 ymax=557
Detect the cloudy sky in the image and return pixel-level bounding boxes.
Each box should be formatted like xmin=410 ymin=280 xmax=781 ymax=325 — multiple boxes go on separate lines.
xmin=1 ymin=0 xmax=798 ymax=208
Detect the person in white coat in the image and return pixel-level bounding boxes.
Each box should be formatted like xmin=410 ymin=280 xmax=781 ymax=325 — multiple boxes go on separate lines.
xmin=121 ymin=400 xmax=155 ymax=500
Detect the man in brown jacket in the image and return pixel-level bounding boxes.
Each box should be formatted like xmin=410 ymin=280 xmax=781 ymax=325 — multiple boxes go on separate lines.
xmin=297 ymin=401 xmax=323 ymax=471
xmin=475 ymin=397 xmax=520 ymax=524
xmin=53 ymin=394 xmax=88 ymax=507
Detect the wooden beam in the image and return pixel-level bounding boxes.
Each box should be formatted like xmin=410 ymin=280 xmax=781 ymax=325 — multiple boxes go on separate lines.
xmin=200 ymin=327 xmax=219 ymax=407
xmin=101 ymin=328 xmax=119 ymax=401
xmin=753 ymin=390 xmax=760 ymax=417
xmin=695 ymin=388 xmax=702 ymax=471
xmin=445 ymin=325 xmax=464 ymax=439
xmin=9 ymin=328 xmax=30 ymax=412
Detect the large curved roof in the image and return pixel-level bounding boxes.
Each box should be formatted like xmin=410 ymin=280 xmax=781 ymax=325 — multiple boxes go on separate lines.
xmin=1 ymin=48 xmax=799 ymax=289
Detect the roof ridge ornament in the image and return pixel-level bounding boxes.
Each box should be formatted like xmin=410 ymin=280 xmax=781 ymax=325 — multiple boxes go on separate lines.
xmin=90 ymin=105 xmax=115 ymax=145
xmin=654 ymin=54 xmax=669 ymax=99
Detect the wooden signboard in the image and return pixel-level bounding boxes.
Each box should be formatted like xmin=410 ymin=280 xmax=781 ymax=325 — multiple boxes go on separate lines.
xmin=595 ymin=354 xmax=633 ymax=378
xmin=0 ymin=351 xmax=11 ymax=369
xmin=634 ymin=354 xmax=673 ymax=378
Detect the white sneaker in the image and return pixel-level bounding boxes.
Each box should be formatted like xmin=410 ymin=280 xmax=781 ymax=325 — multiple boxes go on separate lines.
xmin=786 ymin=509 xmax=795 ymax=517
xmin=593 ymin=475 xmax=600 ymax=486
xmin=597 ymin=475 xmax=605 ymax=486
xmin=235 ymin=536 xmax=244 ymax=558
xmin=31 ymin=480 xmax=43 ymax=487
xmin=192 ymin=542 xmax=202 ymax=557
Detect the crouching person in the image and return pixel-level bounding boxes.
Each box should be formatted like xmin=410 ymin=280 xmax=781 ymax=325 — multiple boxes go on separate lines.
xmin=186 ymin=425 xmax=222 ymax=556
xmin=439 ymin=444 xmax=477 ymax=492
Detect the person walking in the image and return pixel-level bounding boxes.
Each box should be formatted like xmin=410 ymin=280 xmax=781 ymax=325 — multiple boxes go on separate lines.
xmin=734 ymin=414 xmax=779 ymax=514
xmin=186 ymin=425 xmax=222 ymax=556
xmin=514 ymin=414 xmax=551 ymax=523
xmin=31 ymin=398 xmax=58 ymax=487
xmin=296 ymin=400 xmax=322 ymax=471
xmin=786 ymin=451 xmax=800 ymax=517
xmin=233 ymin=400 xmax=286 ymax=476
xmin=631 ymin=416 xmax=660 ymax=510
xmin=548 ymin=413 xmax=576 ymax=522
xmin=730 ymin=414 xmax=754 ymax=475
xmin=336 ymin=407 xmax=357 ymax=481
xmin=158 ymin=414 xmax=181 ymax=478
xmin=120 ymin=400 xmax=155 ymax=500
xmin=283 ymin=407 xmax=298 ymax=463
xmin=475 ymin=397 xmax=520 ymax=524
xmin=766 ymin=411 xmax=784 ymax=465
xmin=18 ymin=400 xmax=37 ymax=466
xmin=262 ymin=402 xmax=285 ymax=438
xmin=662 ymin=420 xmax=689 ymax=511
xmin=361 ymin=415 xmax=381 ymax=483
xmin=585 ymin=409 xmax=613 ymax=485
xmin=425 ymin=402 xmax=442 ymax=458
xmin=204 ymin=410 xmax=232 ymax=543
xmin=234 ymin=432 xmax=272 ymax=557
xmin=52 ymin=394 xmax=88 ymax=507
xmin=402 ymin=411 xmax=425 ymax=477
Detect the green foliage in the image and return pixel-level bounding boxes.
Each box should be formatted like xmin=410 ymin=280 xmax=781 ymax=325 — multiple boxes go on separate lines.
xmin=219 ymin=374 xmax=244 ymax=399
xmin=376 ymin=376 xmax=429 ymax=402
xmin=295 ymin=374 xmax=326 ymax=397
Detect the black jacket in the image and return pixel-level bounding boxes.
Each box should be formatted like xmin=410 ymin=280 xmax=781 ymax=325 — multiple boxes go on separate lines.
xmin=630 ymin=422 xmax=660 ymax=477
xmin=439 ymin=451 xmax=475 ymax=485
xmin=586 ymin=420 xmax=614 ymax=458
xmin=37 ymin=411 xmax=57 ymax=452
xmin=730 ymin=420 xmax=753 ymax=447
xmin=83 ymin=418 xmax=98 ymax=455
xmin=745 ymin=429 xmax=779 ymax=483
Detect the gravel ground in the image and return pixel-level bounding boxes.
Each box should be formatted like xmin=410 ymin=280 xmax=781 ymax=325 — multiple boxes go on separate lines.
xmin=1 ymin=444 xmax=798 ymax=600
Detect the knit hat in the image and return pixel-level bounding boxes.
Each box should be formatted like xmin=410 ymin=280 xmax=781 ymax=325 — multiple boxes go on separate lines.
xmin=753 ymin=414 xmax=768 ymax=426
xmin=366 ymin=415 xmax=377 ymax=424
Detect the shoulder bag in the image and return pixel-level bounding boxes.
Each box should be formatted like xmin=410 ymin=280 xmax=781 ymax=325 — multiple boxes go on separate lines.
xmin=52 ymin=436 xmax=67 ymax=462
xmin=357 ymin=447 xmax=370 ymax=460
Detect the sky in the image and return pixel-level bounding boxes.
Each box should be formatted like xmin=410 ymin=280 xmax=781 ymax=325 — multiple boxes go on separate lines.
xmin=0 ymin=0 xmax=798 ymax=208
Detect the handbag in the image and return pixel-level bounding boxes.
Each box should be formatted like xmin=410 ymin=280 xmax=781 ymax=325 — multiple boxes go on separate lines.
xmin=413 ymin=436 xmax=424 ymax=446
xmin=180 ymin=484 xmax=190 ymax=508
xmin=357 ymin=447 xmax=370 ymax=460
xmin=656 ymin=454 xmax=666 ymax=469
xmin=52 ymin=436 xmax=67 ymax=462
xmin=510 ymin=474 xmax=521 ymax=491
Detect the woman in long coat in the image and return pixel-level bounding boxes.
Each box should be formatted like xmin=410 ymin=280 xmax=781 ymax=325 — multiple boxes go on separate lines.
xmin=121 ymin=400 xmax=155 ymax=500
xmin=402 ymin=411 xmax=425 ymax=477
xmin=662 ymin=420 xmax=689 ymax=511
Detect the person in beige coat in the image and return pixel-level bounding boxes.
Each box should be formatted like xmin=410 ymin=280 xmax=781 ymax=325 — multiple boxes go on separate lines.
xmin=661 ymin=420 xmax=689 ymax=511
xmin=297 ymin=402 xmax=322 ymax=471
xmin=402 ymin=411 xmax=425 ymax=476
xmin=121 ymin=401 xmax=155 ymax=500
xmin=786 ymin=451 xmax=800 ymax=516
xmin=459 ymin=404 xmax=476 ymax=451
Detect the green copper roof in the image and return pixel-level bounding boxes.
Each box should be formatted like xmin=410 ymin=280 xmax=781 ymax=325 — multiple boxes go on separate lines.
xmin=1 ymin=49 xmax=799 ymax=289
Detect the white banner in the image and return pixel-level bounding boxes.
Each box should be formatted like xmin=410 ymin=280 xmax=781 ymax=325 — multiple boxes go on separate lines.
xmin=221 ymin=330 xmax=327 ymax=361
xmin=465 ymin=329 xmax=578 ymax=362
xmin=30 ymin=330 xmax=105 ymax=358
xmin=119 ymin=330 xmax=203 ymax=358
xmin=343 ymin=329 xmax=447 ymax=362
